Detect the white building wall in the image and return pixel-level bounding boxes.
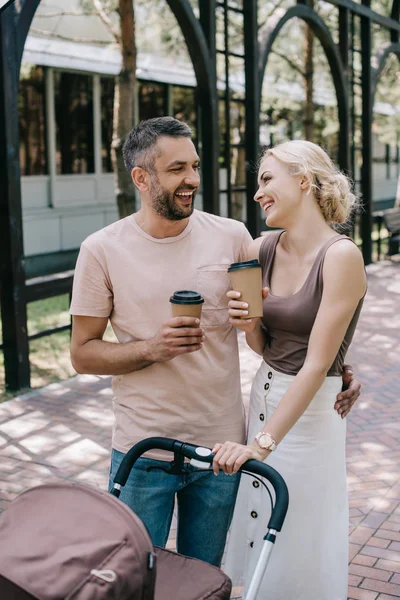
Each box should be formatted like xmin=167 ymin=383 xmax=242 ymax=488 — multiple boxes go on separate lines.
xmin=19 ymin=34 xmax=399 ymax=259
xmin=22 ymin=163 xmax=399 ymax=258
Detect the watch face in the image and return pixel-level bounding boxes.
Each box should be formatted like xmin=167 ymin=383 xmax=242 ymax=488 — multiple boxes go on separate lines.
xmin=259 ymin=434 xmax=271 ymax=449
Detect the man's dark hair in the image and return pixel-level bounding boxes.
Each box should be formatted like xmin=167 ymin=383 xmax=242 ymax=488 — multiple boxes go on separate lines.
xmin=122 ymin=117 xmax=193 ymax=173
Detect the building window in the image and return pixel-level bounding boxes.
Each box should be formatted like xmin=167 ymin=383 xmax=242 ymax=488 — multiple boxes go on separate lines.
xmin=54 ymin=71 xmax=94 ymax=174
xmin=172 ymin=86 xmax=197 ymax=140
xmin=18 ymin=64 xmax=47 ymax=176
xmin=101 ymin=76 xmax=115 ymax=173
xmin=139 ymin=81 xmax=166 ymax=121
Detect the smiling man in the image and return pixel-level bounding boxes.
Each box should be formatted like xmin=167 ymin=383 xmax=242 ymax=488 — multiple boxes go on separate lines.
xmin=69 ymin=117 xmax=252 ymax=567
xmin=69 ymin=117 xmax=361 ymax=567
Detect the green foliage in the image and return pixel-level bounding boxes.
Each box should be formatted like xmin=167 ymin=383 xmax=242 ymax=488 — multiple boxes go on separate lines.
xmin=0 ymin=296 xmax=75 ymax=402
xmin=76 ymin=0 xmax=399 ymax=153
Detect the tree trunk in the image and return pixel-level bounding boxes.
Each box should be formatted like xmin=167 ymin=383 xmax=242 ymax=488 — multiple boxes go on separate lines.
xmin=303 ymin=3 xmax=315 ymax=142
xmin=112 ymin=0 xmax=137 ymax=218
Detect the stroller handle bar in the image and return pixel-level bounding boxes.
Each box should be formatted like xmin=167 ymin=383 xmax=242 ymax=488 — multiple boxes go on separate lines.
xmin=110 ymin=437 xmax=289 ymax=532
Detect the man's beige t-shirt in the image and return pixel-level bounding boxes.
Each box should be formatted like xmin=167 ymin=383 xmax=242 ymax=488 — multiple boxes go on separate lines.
xmin=70 ymin=209 xmax=252 ymax=458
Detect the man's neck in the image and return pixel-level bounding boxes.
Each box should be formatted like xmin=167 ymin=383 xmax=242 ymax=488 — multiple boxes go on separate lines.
xmin=134 ymin=208 xmax=192 ymax=239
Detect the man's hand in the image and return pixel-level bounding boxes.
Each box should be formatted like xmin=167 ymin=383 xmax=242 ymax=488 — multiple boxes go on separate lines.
xmin=147 ymin=317 xmax=205 ymax=363
xmin=335 ymin=364 xmax=361 ymax=419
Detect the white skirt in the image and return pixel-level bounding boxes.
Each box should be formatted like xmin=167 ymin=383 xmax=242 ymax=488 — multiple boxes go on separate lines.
xmin=224 ymin=361 xmax=349 ymax=600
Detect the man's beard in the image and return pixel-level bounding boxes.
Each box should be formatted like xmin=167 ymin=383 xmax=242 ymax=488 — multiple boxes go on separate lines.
xmin=150 ymin=176 xmax=197 ymax=221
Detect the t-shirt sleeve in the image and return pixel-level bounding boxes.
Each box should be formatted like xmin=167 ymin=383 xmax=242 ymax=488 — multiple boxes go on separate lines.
xmin=238 ymin=224 xmax=254 ymax=261
xmin=69 ymin=242 xmax=113 ymax=318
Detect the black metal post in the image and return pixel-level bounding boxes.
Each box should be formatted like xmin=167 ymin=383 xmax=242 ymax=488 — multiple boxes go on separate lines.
xmin=338 ymin=5 xmax=355 ymax=237
xmin=376 ymin=215 xmax=382 ymax=261
xmin=0 ymin=3 xmax=30 ymax=390
xmin=222 ymin=0 xmax=232 ymax=218
xmin=360 ymin=0 xmax=373 ymax=265
xmin=385 ymin=144 xmax=390 ymax=179
xmin=198 ymin=0 xmax=220 ymax=215
xmin=349 ymin=11 xmax=356 ymax=181
xmin=338 ymin=6 xmax=351 ymax=174
xmin=390 ymin=0 xmax=399 ymax=43
xmin=243 ymin=0 xmax=260 ymax=238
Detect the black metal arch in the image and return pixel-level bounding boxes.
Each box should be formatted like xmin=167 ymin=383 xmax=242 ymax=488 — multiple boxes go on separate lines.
xmin=166 ymin=0 xmax=219 ymax=214
xmin=1 ymin=0 xmax=220 ymax=391
xmin=166 ymin=1 xmax=213 ymax=97
xmin=0 ymin=0 xmax=42 ymax=391
xmin=391 ymin=0 xmax=400 ymax=42
xmin=11 ymin=0 xmax=220 ymax=214
xmin=16 ymin=0 xmax=41 ymax=66
xmin=371 ymin=42 xmax=400 ymax=99
xmin=258 ymin=4 xmax=349 ymax=171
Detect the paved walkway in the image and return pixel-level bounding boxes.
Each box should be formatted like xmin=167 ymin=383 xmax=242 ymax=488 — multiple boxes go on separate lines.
xmin=0 ymin=259 xmax=399 ymax=599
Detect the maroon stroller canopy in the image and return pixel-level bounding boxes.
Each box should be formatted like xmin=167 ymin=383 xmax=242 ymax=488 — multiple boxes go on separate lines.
xmin=0 ymin=483 xmax=231 ymax=600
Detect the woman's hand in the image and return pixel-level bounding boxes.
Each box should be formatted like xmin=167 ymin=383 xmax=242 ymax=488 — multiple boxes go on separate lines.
xmin=227 ymin=288 xmax=269 ymax=333
xmin=211 ymin=440 xmax=269 ymax=475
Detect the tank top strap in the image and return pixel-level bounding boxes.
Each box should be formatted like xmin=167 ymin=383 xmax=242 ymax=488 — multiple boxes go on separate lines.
xmin=259 ymin=230 xmax=284 ymax=269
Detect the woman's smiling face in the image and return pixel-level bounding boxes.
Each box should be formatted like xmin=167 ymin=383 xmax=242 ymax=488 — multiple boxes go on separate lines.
xmin=254 ymin=155 xmax=304 ymax=229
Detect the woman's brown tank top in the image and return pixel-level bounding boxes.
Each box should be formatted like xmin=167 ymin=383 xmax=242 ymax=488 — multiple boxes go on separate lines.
xmin=259 ymin=230 xmax=364 ymax=376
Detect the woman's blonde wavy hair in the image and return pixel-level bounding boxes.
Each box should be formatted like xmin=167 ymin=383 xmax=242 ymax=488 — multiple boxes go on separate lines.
xmin=261 ymin=140 xmax=359 ymax=225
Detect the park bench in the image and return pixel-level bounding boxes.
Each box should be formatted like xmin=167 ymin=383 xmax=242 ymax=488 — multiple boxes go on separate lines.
xmin=381 ymin=207 xmax=400 ymax=256
xmin=0 ymin=270 xmax=74 ymax=355
xmin=25 ymin=270 xmax=74 ymax=341
xmin=25 ymin=269 xmax=74 ymax=303
xmin=373 ymin=207 xmax=400 ymax=258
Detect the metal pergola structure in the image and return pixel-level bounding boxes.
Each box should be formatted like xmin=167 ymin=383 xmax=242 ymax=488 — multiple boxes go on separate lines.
xmin=1 ymin=0 xmax=399 ymax=391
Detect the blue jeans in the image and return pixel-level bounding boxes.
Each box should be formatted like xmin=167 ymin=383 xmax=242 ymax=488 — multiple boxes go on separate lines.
xmin=108 ymin=449 xmax=240 ymax=567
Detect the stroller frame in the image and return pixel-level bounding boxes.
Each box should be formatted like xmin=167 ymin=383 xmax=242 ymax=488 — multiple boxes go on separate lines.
xmin=110 ymin=437 xmax=289 ymax=600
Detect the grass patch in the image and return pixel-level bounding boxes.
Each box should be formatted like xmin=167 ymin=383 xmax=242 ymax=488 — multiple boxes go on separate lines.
xmin=1 ymin=294 xmax=118 ymax=403
xmin=0 ymin=295 xmax=75 ymax=402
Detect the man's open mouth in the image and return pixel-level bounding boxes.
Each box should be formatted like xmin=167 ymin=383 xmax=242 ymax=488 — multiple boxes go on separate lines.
xmin=175 ymin=190 xmax=195 ymax=203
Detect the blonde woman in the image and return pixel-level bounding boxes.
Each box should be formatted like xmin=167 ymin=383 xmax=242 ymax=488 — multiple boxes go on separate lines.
xmin=213 ymin=140 xmax=367 ymax=599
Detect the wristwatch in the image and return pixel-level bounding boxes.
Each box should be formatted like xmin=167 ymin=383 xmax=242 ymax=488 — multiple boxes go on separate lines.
xmin=255 ymin=431 xmax=277 ymax=451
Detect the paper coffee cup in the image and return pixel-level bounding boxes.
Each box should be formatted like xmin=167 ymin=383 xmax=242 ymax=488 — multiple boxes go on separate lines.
xmin=228 ymin=260 xmax=263 ymax=319
xmin=170 ymin=290 xmax=204 ymax=320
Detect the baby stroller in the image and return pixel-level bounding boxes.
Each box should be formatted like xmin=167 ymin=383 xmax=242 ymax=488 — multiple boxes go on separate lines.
xmin=0 ymin=437 xmax=288 ymax=600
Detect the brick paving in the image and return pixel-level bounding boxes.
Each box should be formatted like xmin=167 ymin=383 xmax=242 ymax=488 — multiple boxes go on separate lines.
xmin=0 ymin=258 xmax=399 ymax=599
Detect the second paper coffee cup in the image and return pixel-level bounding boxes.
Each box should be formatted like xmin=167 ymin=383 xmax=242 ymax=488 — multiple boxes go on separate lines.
xmin=228 ymin=259 xmax=263 ymax=319
xmin=170 ymin=290 xmax=204 ymax=320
